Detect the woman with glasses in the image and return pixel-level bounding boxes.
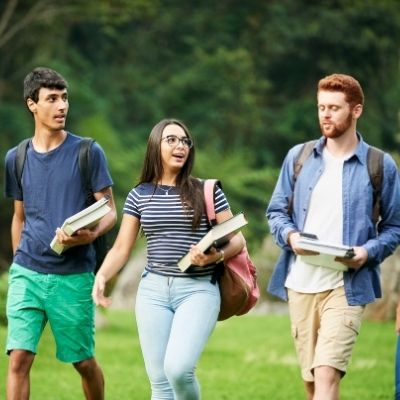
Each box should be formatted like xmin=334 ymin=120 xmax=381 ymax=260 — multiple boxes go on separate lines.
xmin=92 ymin=118 xmax=244 ymax=399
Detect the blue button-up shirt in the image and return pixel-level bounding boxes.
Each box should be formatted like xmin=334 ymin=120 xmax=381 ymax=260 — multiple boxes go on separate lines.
xmin=266 ymin=135 xmax=400 ymax=305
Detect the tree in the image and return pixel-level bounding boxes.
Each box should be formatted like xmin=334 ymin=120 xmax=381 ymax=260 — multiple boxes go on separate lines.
xmin=0 ymin=0 xmax=399 ymax=272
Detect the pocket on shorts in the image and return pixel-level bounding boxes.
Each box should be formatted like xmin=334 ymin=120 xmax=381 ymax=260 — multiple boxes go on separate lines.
xmin=336 ymin=307 xmax=364 ymax=363
xmin=343 ymin=311 xmax=362 ymax=335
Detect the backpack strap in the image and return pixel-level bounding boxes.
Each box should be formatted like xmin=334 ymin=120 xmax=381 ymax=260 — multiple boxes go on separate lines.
xmin=78 ymin=137 xmax=96 ymax=203
xmin=293 ymin=140 xmax=317 ymax=182
xmin=203 ymin=179 xmax=224 ymax=284
xmin=14 ymin=138 xmax=31 ymax=191
xmin=289 ymin=140 xmax=384 ymax=224
xmin=367 ymin=146 xmax=384 ymax=224
xmin=203 ymin=179 xmax=220 ymax=226
xmin=288 ymin=140 xmax=317 ymax=215
xmin=14 ymin=137 xmax=95 ymax=198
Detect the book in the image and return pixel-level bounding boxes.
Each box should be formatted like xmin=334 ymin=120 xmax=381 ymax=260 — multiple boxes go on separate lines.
xmin=50 ymin=197 xmax=111 ymax=255
xmin=297 ymin=233 xmax=354 ymax=271
xmin=298 ymin=234 xmax=355 ymax=258
xmin=177 ymin=212 xmax=248 ymax=272
xmin=299 ymin=254 xmax=349 ymax=271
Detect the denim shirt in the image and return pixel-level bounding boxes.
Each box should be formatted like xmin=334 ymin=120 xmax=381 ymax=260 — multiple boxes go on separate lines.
xmin=266 ymin=134 xmax=400 ymax=306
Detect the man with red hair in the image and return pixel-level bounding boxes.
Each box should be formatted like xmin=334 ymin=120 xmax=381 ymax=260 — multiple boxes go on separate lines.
xmin=267 ymin=74 xmax=400 ymax=399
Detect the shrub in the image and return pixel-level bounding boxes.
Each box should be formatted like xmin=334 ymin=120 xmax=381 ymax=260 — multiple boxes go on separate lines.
xmin=0 ymin=272 xmax=8 ymax=326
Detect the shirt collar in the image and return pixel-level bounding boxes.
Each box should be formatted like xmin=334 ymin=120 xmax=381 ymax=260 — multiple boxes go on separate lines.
xmin=315 ymin=132 xmax=369 ymax=165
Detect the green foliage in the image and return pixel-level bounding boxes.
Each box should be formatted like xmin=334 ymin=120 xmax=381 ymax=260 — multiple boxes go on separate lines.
xmin=195 ymin=148 xmax=279 ymax=248
xmin=0 ymin=0 xmax=399 ymax=267
xmin=156 ymin=46 xmax=269 ymax=151
xmin=0 ymin=273 xmax=7 ymax=326
xmin=74 ymin=114 xmax=140 ymax=202
xmin=0 ymin=311 xmax=395 ymax=398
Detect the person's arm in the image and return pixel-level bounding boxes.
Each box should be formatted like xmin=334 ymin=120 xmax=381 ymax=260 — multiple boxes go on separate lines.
xmin=189 ymin=208 xmax=245 ymax=267
xmin=91 ymin=187 xmax=118 ymax=236
xmin=334 ymin=246 xmax=368 ymax=270
xmin=11 ymin=200 xmax=24 ymax=254
xmin=287 ymin=230 xmax=318 ymax=256
xmin=92 ymin=213 xmax=140 ymax=307
xmin=396 ymin=297 xmax=400 ymax=335
xmin=334 ymin=154 xmax=400 ymax=270
xmin=362 ymin=155 xmax=400 ymax=264
xmin=55 ymin=186 xmax=117 ymax=248
xmin=266 ymin=147 xmax=300 ymax=250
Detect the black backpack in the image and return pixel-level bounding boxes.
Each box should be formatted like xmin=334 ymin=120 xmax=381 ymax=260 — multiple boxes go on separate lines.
xmin=289 ymin=140 xmax=384 ymax=224
xmin=14 ymin=137 xmax=109 ymax=272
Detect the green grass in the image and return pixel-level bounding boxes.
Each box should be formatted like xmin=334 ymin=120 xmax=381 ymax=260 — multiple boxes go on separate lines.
xmin=0 ymin=311 xmax=396 ymax=399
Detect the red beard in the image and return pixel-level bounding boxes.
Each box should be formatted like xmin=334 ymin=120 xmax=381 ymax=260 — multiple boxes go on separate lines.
xmin=320 ymin=112 xmax=353 ymax=139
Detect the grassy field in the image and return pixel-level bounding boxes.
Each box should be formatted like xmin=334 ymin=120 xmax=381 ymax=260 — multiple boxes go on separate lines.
xmin=0 ymin=310 xmax=396 ymax=399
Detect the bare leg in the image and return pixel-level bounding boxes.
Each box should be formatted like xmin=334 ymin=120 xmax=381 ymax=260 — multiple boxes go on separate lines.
xmin=73 ymin=358 xmax=104 ymax=400
xmin=313 ymin=365 xmax=341 ymax=400
xmin=304 ymin=380 xmax=314 ymax=400
xmin=7 ymin=349 xmax=35 ymax=400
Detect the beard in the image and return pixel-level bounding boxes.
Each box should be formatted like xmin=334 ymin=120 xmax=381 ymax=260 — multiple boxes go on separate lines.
xmin=319 ymin=112 xmax=353 ymax=139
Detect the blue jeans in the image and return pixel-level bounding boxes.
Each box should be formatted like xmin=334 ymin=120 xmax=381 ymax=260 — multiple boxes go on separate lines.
xmin=396 ymin=335 xmax=400 ymax=399
xmin=135 ymin=271 xmax=220 ymax=400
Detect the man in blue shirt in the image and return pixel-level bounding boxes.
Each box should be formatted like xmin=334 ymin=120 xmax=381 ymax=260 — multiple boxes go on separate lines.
xmin=267 ymin=73 xmax=400 ymax=400
xmin=4 ymin=67 xmax=117 ymax=399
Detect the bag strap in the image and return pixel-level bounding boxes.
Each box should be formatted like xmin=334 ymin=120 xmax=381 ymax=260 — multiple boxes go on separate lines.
xmin=78 ymin=138 xmax=95 ymax=191
xmin=293 ymin=140 xmax=317 ymax=183
xmin=288 ymin=140 xmax=317 ymax=215
xmin=204 ymin=179 xmax=224 ymax=284
xmin=367 ymin=146 xmax=384 ymax=224
xmin=14 ymin=138 xmax=31 ymax=192
xmin=78 ymin=137 xmax=96 ymax=204
xmin=288 ymin=140 xmax=384 ymax=224
xmin=14 ymin=137 xmax=96 ymax=197
xmin=203 ymin=179 xmax=220 ymax=226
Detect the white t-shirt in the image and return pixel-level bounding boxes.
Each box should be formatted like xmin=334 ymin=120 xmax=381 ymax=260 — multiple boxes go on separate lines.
xmin=285 ymin=148 xmax=349 ymax=293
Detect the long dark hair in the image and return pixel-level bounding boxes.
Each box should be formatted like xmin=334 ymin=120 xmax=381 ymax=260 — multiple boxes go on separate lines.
xmin=139 ymin=118 xmax=204 ymax=229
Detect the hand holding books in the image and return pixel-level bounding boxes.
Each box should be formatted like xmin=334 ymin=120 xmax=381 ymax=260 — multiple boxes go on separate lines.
xmin=50 ymin=197 xmax=111 ymax=255
xmin=296 ymin=232 xmax=355 ymax=271
xmin=298 ymin=232 xmax=355 ymax=257
xmin=187 ymin=245 xmax=222 ymax=268
xmin=177 ymin=212 xmax=248 ymax=271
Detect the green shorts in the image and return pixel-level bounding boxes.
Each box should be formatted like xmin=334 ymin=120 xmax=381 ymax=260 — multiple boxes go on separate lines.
xmin=6 ymin=263 xmax=95 ymax=363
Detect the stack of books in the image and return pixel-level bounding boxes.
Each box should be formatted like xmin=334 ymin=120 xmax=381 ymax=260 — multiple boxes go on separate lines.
xmin=297 ymin=233 xmax=355 ymax=271
xmin=178 ymin=212 xmax=248 ymax=271
xmin=50 ymin=197 xmax=111 ymax=255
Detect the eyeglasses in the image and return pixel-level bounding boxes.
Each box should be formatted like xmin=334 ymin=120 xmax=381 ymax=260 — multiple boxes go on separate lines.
xmin=161 ymin=135 xmax=193 ymax=149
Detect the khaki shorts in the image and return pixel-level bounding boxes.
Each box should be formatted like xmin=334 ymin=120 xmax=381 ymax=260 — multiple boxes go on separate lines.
xmin=287 ymin=286 xmax=364 ymax=382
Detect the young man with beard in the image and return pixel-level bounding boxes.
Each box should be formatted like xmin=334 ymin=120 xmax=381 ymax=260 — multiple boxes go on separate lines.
xmin=4 ymin=67 xmax=117 ymax=399
xmin=266 ymin=74 xmax=400 ymax=400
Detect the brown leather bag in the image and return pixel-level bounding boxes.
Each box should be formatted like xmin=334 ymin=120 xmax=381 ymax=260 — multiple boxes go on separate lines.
xmin=203 ymin=179 xmax=260 ymax=321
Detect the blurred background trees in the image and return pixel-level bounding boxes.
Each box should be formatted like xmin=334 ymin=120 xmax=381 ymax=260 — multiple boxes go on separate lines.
xmin=0 ymin=0 xmax=399 ymax=312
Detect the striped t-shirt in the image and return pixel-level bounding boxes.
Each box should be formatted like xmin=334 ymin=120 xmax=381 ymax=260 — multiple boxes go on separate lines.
xmin=123 ymin=182 xmax=229 ymax=277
